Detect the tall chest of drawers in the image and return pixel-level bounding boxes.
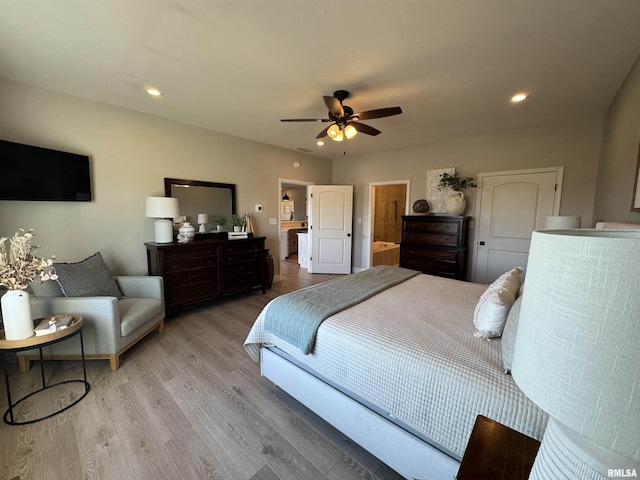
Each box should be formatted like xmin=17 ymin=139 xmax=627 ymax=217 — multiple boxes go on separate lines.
xmin=145 ymin=236 xmax=266 ymax=313
xmin=400 ymin=215 xmax=470 ymax=280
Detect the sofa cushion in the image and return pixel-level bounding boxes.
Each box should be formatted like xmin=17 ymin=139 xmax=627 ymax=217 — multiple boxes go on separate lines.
xmin=55 ymin=252 xmax=124 ymax=299
xmin=119 ymin=298 xmax=163 ymax=337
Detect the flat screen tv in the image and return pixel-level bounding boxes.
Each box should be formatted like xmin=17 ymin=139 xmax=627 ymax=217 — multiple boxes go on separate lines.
xmin=0 ymin=139 xmax=92 ymax=202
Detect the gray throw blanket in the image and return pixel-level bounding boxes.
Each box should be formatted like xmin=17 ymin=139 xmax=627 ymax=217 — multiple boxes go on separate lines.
xmin=264 ymin=265 xmax=420 ymax=354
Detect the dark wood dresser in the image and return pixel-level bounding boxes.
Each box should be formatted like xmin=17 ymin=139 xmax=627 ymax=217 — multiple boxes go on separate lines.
xmin=400 ymin=215 xmax=470 ymax=280
xmin=145 ymin=235 xmax=267 ymax=313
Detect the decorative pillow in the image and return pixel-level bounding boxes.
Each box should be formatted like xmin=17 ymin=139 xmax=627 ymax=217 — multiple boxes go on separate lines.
xmin=473 ymin=267 xmax=523 ymax=340
xmin=501 ymin=295 xmax=522 ymax=373
xmin=29 ymin=279 xmax=64 ymax=297
xmin=55 ymin=252 xmax=124 ymax=299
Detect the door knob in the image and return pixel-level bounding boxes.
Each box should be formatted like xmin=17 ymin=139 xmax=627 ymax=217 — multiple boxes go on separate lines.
xmin=479 ymin=241 xmax=485 ymax=245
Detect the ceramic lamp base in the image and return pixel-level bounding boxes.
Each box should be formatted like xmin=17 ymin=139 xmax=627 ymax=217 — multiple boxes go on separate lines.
xmin=154 ymin=219 xmax=174 ymax=243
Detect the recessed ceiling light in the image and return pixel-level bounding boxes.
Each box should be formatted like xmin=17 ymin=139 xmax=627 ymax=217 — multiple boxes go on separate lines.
xmin=145 ymin=87 xmax=164 ymax=97
xmin=511 ymin=93 xmax=527 ymax=103
xmin=316 ymin=140 xmax=325 ymax=146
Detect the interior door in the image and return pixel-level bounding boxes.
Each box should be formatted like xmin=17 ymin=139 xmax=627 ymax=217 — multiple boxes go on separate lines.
xmin=473 ymin=168 xmax=562 ymax=283
xmin=308 ymin=185 xmax=353 ymax=274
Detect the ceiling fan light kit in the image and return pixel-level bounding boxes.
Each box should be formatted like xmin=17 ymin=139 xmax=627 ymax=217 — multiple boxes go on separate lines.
xmin=281 ymin=90 xmax=402 ymax=144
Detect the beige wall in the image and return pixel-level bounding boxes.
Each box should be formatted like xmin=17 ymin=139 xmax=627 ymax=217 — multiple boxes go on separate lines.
xmin=593 ymin=55 xmax=640 ymax=222
xmin=3 ymin=62 xmax=638 ymax=279
xmin=333 ymin=116 xmax=604 ymax=270
xmin=0 ymin=79 xmax=332 ymax=277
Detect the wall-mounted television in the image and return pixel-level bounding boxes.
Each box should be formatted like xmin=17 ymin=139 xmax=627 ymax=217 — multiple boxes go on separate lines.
xmin=0 ymin=139 xmax=92 ymax=202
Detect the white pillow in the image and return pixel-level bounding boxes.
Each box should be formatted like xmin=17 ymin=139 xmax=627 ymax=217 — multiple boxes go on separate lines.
xmin=473 ymin=267 xmax=523 ymax=340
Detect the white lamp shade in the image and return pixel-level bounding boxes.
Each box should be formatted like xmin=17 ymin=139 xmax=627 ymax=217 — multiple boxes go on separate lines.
xmin=543 ymin=215 xmax=581 ymax=229
xmin=197 ymin=213 xmax=209 ymax=224
xmin=512 ymin=230 xmax=640 ymax=462
xmin=145 ymin=196 xmax=180 ymax=219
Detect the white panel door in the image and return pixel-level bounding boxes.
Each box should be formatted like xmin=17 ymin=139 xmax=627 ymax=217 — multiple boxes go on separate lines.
xmin=308 ymin=185 xmax=353 ymax=274
xmin=473 ymin=168 xmax=562 ymax=283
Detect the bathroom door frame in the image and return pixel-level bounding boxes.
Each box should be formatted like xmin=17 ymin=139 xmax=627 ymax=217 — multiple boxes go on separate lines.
xmin=278 ymin=178 xmax=314 ymax=280
xmin=366 ymin=180 xmax=410 ymax=269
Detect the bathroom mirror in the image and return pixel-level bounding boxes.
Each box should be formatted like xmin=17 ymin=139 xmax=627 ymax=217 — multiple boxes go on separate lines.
xmin=164 ymin=178 xmax=236 ymax=227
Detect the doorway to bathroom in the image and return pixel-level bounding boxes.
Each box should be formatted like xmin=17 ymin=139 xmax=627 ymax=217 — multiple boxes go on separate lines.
xmin=368 ymin=180 xmax=409 ymax=268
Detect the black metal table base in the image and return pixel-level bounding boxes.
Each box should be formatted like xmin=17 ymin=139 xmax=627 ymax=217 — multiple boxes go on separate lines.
xmin=2 ymin=327 xmax=90 ymax=425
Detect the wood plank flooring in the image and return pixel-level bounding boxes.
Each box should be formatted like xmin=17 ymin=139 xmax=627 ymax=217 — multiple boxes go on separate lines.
xmin=0 ymin=258 xmax=405 ymax=480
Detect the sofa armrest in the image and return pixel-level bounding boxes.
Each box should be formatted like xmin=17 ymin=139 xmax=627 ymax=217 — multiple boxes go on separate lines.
xmin=30 ymin=296 xmax=121 ymax=352
xmin=115 ymin=276 xmax=164 ymax=301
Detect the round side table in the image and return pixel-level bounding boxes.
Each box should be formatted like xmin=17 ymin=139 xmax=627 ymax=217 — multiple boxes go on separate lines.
xmin=0 ymin=314 xmax=91 ymax=425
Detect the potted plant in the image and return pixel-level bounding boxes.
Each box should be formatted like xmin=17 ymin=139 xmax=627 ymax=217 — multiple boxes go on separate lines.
xmin=212 ymin=215 xmax=228 ymax=232
xmin=437 ymin=172 xmax=477 ymax=216
xmin=0 ymin=229 xmax=57 ymax=340
xmin=230 ymin=214 xmax=245 ymax=232
xmin=437 ymin=172 xmax=477 ymax=192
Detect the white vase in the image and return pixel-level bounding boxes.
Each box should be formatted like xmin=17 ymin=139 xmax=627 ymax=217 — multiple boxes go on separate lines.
xmin=233 ymin=226 xmax=242 ymax=232
xmin=178 ymin=222 xmax=196 ymax=241
xmin=445 ymin=191 xmax=466 ymax=216
xmin=1 ymin=290 xmax=35 ymax=340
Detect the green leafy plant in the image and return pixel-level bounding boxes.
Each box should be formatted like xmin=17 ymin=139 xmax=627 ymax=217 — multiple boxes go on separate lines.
xmin=230 ymin=214 xmax=245 ymax=227
xmin=212 ymin=215 xmax=228 ymax=227
xmin=437 ymin=172 xmax=477 ymax=192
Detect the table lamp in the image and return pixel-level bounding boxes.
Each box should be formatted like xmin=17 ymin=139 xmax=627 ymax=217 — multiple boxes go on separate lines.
xmin=542 ymin=215 xmax=581 ymax=229
xmin=197 ymin=213 xmax=209 ymax=233
xmin=145 ymin=196 xmax=180 ymax=243
xmin=512 ymin=229 xmax=640 ymax=479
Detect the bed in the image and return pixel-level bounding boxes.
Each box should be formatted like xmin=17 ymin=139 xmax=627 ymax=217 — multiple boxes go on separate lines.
xmin=244 ymin=266 xmax=548 ymax=480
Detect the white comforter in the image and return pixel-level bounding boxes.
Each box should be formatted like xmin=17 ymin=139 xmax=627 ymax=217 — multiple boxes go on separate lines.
xmin=244 ymin=273 xmax=547 ymax=458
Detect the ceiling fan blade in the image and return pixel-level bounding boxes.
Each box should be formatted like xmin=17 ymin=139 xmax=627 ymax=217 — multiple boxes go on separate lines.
xmin=323 ymin=96 xmax=344 ymax=117
xmin=316 ymin=126 xmax=330 ymax=139
xmin=352 ymin=106 xmax=402 ymax=121
xmin=281 ymin=118 xmax=330 ymax=122
xmin=350 ymin=121 xmax=381 ymax=136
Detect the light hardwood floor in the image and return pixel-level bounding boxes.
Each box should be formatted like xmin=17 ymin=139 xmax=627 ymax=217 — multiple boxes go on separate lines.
xmin=0 ymin=258 xmax=404 ymax=480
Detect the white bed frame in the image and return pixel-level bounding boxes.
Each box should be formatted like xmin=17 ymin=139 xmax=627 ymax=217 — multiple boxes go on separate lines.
xmin=261 ymin=347 xmax=460 ymax=480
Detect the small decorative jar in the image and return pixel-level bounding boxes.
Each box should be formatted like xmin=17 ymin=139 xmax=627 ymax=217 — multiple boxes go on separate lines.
xmin=178 ymin=222 xmax=196 ymax=241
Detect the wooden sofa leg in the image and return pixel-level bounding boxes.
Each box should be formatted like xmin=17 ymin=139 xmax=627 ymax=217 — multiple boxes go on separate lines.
xmin=158 ymin=319 xmax=165 ymax=333
xmin=18 ymin=356 xmax=31 ymax=373
xmin=109 ymin=355 xmax=120 ymax=372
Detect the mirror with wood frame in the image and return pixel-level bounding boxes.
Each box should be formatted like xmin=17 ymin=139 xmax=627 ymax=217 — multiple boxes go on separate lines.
xmin=164 ymin=178 xmax=237 ymax=231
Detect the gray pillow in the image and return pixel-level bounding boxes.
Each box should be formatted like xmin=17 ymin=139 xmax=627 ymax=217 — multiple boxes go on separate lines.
xmin=29 ymin=279 xmax=64 ymax=297
xmin=501 ymin=295 xmax=522 ymax=373
xmin=55 ymin=252 xmax=123 ymax=299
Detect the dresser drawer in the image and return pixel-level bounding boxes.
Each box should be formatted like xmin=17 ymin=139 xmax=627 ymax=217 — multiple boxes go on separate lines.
xmin=164 ymin=266 xmax=218 ymax=289
xmin=403 ymin=220 xmax=460 ymax=235
xmin=221 ymin=251 xmax=263 ymax=264
xmin=162 ymin=246 xmax=219 ymax=263
xmin=400 ymin=257 xmax=460 ymax=277
xmin=221 ymin=242 xmax=263 ymax=255
xmin=165 ymin=280 xmax=221 ymax=307
xmin=223 ymin=273 xmax=261 ymax=293
xmin=163 ymin=255 xmax=219 ymax=274
xmin=403 ymin=232 xmax=460 ymax=247
xmin=401 ymin=246 xmax=459 ymax=262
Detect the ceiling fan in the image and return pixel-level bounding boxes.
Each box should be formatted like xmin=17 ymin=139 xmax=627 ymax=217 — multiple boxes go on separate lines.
xmin=281 ymin=90 xmax=402 ymax=142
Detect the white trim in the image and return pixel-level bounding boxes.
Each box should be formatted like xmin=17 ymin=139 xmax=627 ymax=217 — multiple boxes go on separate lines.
xmin=366 ymin=180 xmax=411 ymax=270
xmin=278 ymin=178 xmax=314 ymax=274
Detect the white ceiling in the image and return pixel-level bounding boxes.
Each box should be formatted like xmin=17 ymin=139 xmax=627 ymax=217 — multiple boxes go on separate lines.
xmin=1 ymin=1 xmax=640 ymax=160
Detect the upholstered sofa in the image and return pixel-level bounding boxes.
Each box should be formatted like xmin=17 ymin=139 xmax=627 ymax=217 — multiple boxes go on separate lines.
xmin=20 ymin=253 xmax=165 ymax=371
